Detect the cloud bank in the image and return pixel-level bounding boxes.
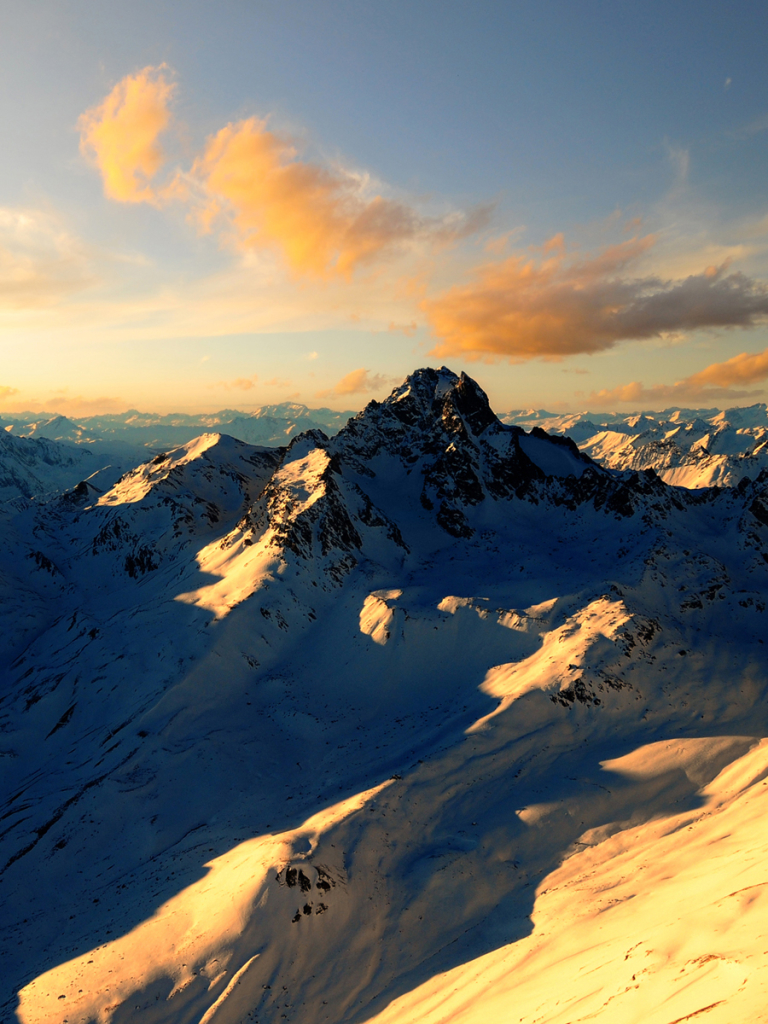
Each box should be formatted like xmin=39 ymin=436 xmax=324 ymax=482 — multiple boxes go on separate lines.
xmin=71 ymin=67 xmax=768 ymax=412
xmin=424 ymin=239 xmax=768 ymax=361
xmin=42 ymin=392 xmax=127 ymax=416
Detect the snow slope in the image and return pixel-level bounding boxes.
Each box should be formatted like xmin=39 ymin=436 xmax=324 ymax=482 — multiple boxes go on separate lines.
xmin=2 ymin=369 xmax=768 ymax=1023
xmin=367 ymin=737 xmax=768 ymax=1024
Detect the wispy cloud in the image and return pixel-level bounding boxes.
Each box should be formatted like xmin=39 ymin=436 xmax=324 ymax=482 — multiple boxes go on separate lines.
xmin=217 ymin=375 xmax=259 ymax=391
xmin=665 ymin=141 xmax=690 ymax=185
xmin=42 ymin=392 xmax=126 ymax=415
xmin=584 ymin=346 xmax=768 ymax=407
xmin=687 ymin=346 xmax=768 ymax=388
xmin=318 ymin=368 xmax=395 ymax=397
xmin=0 ymin=207 xmax=94 ymax=309
xmin=60 ymin=66 xmax=768 ymax=406
xmin=387 ymin=320 xmax=417 ymax=335
xmin=424 ymin=236 xmax=768 ymax=362
xmin=0 ymin=385 xmax=19 ymax=402
xmin=483 ymin=225 xmax=527 ymax=256
xmin=732 ymin=112 xmax=768 ymax=139
xmin=78 ymin=66 xmax=175 ymax=204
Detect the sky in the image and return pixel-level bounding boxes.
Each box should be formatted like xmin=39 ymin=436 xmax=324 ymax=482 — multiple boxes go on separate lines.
xmin=1 ymin=0 xmax=768 ymax=416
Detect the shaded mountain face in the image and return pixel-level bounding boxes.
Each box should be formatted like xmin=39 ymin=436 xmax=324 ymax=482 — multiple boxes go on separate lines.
xmin=3 ymin=368 xmax=768 ymax=1024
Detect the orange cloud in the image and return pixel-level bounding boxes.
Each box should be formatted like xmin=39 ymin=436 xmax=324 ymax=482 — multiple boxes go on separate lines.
xmin=78 ymin=66 xmax=174 ymax=203
xmin=424 ymin=238 xmax=768 ymax=362
xmin=687 ymin=348 xmax=768 ymax=388
xmin=79 ymin=72 xmax=486 ymax=278
xmin=0 ymin=385 xmax=19 ymax=402
xmin=585 ymin=347 xmax=768 ymax=408
xmin=181 ymin=117 xmax=420 ymax=277
xmin=318 ymin=368 xmax=395 ymax=397
xmin=542 ymin=232 xmax=565 ymax=254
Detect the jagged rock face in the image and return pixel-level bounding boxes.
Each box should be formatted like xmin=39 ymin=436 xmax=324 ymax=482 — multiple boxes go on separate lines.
xmin=335 ymin=368 xmax=487 ymax=461
xmin=248 ymin=442 xmax=363 ymax=568
xmin=332 ymin=369 xmax=549 ymax=537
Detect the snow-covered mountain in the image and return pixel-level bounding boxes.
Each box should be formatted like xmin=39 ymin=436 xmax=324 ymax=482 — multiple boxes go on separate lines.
xmin=13 ymin=414 xmax=104 ymax=444
xmin=504 ymin=404 xmax=768 ymax=488
xmin=3 ymin=368 xmax=768 ymax=1024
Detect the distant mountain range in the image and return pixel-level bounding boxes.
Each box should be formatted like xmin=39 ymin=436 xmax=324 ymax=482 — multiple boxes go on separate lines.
xmin=1 ymin=402 xmax=354 ymax=449
xmin=504 ymin=403 xmax=768 ymax=487
xmin=4 ymin=369 xmax=768 ymax=1023
xmin=0 ymin=403 xmax=355 ymax=509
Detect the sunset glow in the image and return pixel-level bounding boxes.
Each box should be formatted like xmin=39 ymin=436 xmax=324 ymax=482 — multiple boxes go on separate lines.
xmin=1 ymin=2 xmax=766 ymax=415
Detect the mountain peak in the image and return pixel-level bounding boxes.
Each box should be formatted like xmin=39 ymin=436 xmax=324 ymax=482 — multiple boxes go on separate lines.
xmin=355 ymin=366 xmax=498 ymax=443
xmin=388 ymin=365 xmax=460 ymax=403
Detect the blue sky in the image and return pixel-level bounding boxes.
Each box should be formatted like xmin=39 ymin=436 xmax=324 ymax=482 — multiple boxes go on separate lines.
xmin=1 ymin=1 xmax=767 ymax=414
